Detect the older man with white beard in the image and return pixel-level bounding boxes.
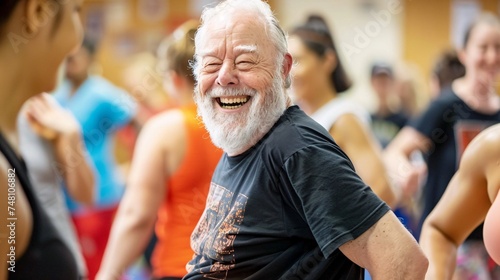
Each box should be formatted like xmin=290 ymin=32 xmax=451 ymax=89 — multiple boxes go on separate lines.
xmin=185 ymin=0 xmax=428 ymax=279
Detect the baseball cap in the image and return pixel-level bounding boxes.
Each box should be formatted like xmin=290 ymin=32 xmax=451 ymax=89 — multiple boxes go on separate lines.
xmin=371 ymin=62 xmax=393 ymax=78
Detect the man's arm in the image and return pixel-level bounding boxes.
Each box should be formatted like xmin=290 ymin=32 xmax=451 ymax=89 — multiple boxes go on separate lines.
xmin=339 ymin=211 xmax=428 ymax=279
xmin=419 ymin=127 xmax=493 ymax=280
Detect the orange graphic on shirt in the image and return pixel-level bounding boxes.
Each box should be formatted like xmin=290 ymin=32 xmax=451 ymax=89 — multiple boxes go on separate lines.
xmin=189 ymin=183 xmax=248 ymax=279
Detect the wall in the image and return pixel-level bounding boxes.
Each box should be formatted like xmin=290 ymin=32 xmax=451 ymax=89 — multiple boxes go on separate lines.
xmin=277 ymin=0 xmax=404 ymax=111
xmin=83 ymin=0 xmax=499 ymax=108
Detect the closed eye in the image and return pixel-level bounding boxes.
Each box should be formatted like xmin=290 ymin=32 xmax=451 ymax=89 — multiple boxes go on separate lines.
xmin=236 ymin=61 xmax=254 ymax=70
xmin=203 ymin=63 xmax=222 ymax=73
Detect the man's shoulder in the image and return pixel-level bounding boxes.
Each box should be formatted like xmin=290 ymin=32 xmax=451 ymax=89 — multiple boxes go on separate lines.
xmin=261 ymin=106 xmax=336 ymax=160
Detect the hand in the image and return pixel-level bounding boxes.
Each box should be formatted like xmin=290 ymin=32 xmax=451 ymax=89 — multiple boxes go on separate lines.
xmin=24 ymin=93 xmax=81 ymax=141
xmin=395 ymin=162 xmax=427 ymax=203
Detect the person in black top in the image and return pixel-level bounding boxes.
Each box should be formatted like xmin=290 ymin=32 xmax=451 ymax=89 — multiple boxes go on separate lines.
xmin=369 ymin=62 xmax=409 ymax=148
xmin=0 ymin=0 xmax=84 ymax=279
xmin=182 ymin=0 xmax=428 ymax=279
xmin=386 ymin=13 xmax=500 ymax=278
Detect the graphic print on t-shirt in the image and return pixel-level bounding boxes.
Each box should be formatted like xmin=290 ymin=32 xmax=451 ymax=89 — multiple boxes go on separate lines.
xmin=188 ymin=183 xmax=248 ymax=279
xmin=454 ymin=120 xmax=496 ymax=167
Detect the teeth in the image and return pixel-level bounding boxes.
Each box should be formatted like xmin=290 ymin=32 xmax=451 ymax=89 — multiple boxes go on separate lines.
xmin=221 ymin=104 xmax=242 ymax=109
xmin=219 ymin=97 xmax=249 ymax=104
xmin=218 ymin=96 xmax=250 ymax=109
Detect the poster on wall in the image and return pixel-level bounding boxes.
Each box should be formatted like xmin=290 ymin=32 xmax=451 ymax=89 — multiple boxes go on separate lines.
xmin=190 ymin=0 xmax=222 ymax=17
xmin=85 ymin=5 xmax=105 ymax=42
xmin=105 ymin=0 xmax=132 ymax=33
xmin=451 ymin=0 xmax=480 ymax=49
xmin=138 ymin=0 xmax=168 ymax=23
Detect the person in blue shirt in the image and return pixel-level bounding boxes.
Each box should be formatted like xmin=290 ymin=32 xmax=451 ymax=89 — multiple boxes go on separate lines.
xmin=53 ymin=36 xmax=137 ymax=280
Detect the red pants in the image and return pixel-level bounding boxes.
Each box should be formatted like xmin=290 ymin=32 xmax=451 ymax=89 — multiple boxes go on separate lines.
xmin=71 ymin=205 xmax=118 ymax=280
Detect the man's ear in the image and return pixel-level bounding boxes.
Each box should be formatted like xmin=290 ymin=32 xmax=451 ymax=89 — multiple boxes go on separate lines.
xmin=283 ymin=52 xmax=293 ymax=76
xmin=24 ymin=0 xmax=47 ymax=36
xmin=282 ymin=53 xmax=293 ymax=88
xmin=323 ymin=49 xmax=338 ymax=74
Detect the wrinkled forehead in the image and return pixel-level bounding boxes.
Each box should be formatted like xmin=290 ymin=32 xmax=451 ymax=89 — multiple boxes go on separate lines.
xmin=196 ymin=12 xmax=272 ymax=56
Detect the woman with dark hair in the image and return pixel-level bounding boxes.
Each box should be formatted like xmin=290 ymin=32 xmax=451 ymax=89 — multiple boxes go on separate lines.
xmin=288 ymin=15 xmax=396 ymax=207
xmin=0 ymin=0 xmax=84 ymax=279
xmin=386 ymin=13 xmax=500 ymax=278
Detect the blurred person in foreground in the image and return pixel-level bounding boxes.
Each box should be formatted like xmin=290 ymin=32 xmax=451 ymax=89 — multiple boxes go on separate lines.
xmin=182 ymin=0 xmax=428 ymax=279
xmin=420 ymin=123 xmax=500 ymax=279
xmin=0 ymin=0 xmax=84 ymax=279
xmin=18 ymin=92 xmax=95 ymax=279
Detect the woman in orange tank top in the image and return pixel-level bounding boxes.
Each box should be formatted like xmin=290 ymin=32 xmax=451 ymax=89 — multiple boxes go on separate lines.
xmin=420 ymin=123 xmax=500 ymax=279
xmin=96 ymin=20 xmax=222 ymax=280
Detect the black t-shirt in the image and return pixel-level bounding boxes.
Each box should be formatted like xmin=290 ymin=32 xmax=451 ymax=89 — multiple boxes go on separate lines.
xmin=0 ymin=132 xmax=78 ymax=280
xmin=371 ymin=112 xmax=408 ymax=148
xmin=409 ymin=87 xmax=500 ymax=239
xmin=184 ymin=106 xmax=390 ymax=280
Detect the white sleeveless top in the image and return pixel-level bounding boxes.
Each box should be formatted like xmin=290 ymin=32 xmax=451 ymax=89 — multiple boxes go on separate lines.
xmin=310 ymin=96 xmax=371 ymax=131
xmin=17 ymin=98 xmax=87 ymax=277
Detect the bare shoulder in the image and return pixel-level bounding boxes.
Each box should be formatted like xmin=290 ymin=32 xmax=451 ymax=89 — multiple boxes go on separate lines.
xmin=143 ymin=109 xmax=185 ymax=132
xmin=140 ymin=110 xmax=185 ymax=141
xmin=137 ymin=109 xmax=187 ymax=157
xmin=330 ymin=113 xmax=367 ymax=143
xmin=333 ymin=113 xmax=365 ymax=132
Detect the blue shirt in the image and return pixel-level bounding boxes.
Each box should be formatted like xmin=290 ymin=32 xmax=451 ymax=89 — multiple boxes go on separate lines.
xmin=53 ymin=76 xmax=136 ymax=212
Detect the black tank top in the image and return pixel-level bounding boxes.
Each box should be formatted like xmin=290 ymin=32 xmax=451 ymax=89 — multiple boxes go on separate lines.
xmin=0 ymin=132 xmax=78 ymax=280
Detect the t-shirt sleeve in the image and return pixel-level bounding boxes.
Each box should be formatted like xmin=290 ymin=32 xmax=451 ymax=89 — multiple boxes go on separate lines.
xmin=408 ymin=97 xmax=449 ymax=138
xmin=281 ymin=143 xmax=390 ymax=259
xmin=100 ymin=87 xmax=137 ymax=129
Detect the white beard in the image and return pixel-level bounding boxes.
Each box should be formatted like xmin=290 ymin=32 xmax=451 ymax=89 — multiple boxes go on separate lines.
xmin=195 ymin=72 xmax=287 ymax=155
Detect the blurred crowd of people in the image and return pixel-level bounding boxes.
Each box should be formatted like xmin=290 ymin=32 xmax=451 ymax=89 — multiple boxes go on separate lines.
xmin=1 ymin=0 xmax=500 ymax=279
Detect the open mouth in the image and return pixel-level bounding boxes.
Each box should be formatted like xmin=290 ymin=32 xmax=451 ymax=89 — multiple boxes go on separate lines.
xmin=216 ymin=96 xmax=251 ymax=109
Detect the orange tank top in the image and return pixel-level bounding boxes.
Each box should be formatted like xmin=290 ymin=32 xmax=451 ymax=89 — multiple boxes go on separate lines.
xmin=152 ymin=105 xmax=222 ymax=277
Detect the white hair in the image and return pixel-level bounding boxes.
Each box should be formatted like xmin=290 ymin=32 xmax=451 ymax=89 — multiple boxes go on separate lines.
xmin=191 ymin=0 xmax=291 ymax=88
